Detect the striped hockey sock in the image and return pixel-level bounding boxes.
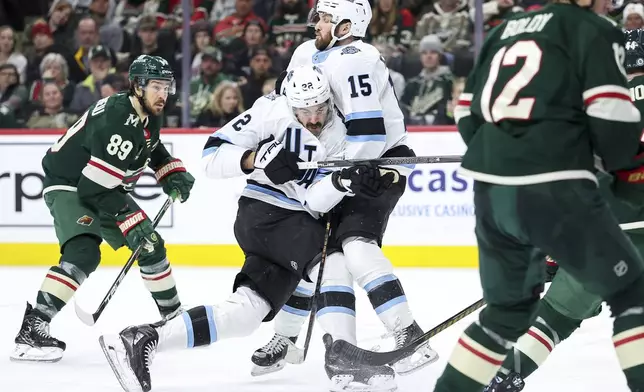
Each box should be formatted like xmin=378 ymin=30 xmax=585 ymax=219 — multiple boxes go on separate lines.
xmin=435 ymin=322 xmax=513 ymax=392
xmin=140 ymin=258 xmax=181 ymax=316
xmin=363 ymin=274 xmax=414 ymax=332
xmin=613 ymin=308 xmax=644 ymax=390
xmin=36 ymin=263 xmax=86 ymax=321
xmin=276 ymin=284 xmax=313 ymax=338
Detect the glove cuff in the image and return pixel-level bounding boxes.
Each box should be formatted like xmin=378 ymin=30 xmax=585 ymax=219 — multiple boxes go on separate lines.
xmin=117 ymin=210 xmax=148 ymax=235
xmin=155 ymin=159 xmax=186 ymax=182
xmin=331 ymin=171 xmax=351 ymax=193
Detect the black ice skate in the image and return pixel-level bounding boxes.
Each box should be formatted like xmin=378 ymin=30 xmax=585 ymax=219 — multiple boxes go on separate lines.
xmin=250 ymin=333 xmax=299 ymax=376
xmin=324 ymin=334 xmax=397 ymax=392
xmin=391 ymin=321 xmax=438 ymax=375
xmin=10 ymin=302 xmax=66 ymax=362
xmin=483 ymin=372 xmax=525 ymax=392
xmin=99 ymin=324 xmax=159 ymax=392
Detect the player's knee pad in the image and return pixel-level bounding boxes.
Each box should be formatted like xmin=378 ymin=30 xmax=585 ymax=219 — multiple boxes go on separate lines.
xmin=60 ymin=234 xmax=102 ymax=278
xmin=274 ymin=280 xmax=314 ymax=338
xmin=342 ymin=236 xmax=393 ymax=288
xmin=479 ymin=297 xmax=541 ymax=342
xmin=606 ymin=273 xmax=644 ymax=316
xmin=537 ymin=300 xmax=583 ymax=342
xmin=315 ymin=253 xmax=357 ymax=344
xmin=206 ymin=286 xmax=271 ymax=341
xmin=137 ymin=231 xmax=167 ymax=268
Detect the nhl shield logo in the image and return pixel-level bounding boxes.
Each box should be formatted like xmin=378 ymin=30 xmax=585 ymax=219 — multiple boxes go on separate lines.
xmin=76 ymin=215 xmax=94 ymax=226
xmin=290 ymin=260 xmax=298 ymax=271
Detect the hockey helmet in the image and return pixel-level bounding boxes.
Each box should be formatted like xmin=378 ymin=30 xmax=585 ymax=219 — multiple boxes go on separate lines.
xmin=309 ymin=0 xmax=372 ymax=49
xmin=283 ymin=65 xmax=332 ymax=108
xmin=625 ymin=29 xmax=644 ymax=72
xmin=128 ymin=55 xmax=176 ymax=94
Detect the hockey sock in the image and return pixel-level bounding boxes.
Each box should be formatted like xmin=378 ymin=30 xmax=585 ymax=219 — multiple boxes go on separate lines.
xmin=499 ymin=301 xmax=581 ymax=379
xmin=274 ymin=281 xmax=314 ymax=338
xmin=36 ymin=263 xmax=85 ymax=321
xmin=316 ymin=284 xmax=357 ymax=345
xmin=139 ymin=258 xmax=181 ymax=316
xmin=343 ymin=238 xmax=414 ymax=331
xmin=156 ymin=286 xmax=271 ymax=352
xmin=434 ymin=322 xmax=513 ymax=392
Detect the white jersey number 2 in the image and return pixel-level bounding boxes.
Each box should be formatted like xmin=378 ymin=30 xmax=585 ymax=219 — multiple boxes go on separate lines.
xmin=481 ymin=40 xmax=543 ymax=123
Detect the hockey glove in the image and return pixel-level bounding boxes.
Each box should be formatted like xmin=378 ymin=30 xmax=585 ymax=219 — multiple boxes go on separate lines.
xmin=545 ymin=255 xmax=559 ymax=283
xmin=332 ymin=164 xmax=396 ymax=198
xmin=254 ymin=135 xmax=300 ymax=184
xmin=116 ymin=209 xmax=158 ymax=254
xmin=155 ymin=158 xmax=195 ymax=203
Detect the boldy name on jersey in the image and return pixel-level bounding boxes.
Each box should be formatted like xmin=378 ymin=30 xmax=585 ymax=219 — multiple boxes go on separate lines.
xmin=500 ymin=13 xmax=553 ymax=40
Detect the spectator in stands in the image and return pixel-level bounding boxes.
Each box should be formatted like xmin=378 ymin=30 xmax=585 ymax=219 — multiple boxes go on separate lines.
xmin=0 ymin=26 xmax=28 ymax=84
xmin=47 ymin=0 xmax=76 ymax=49
xmin=366 ymin=0 xmax=415 ymax=50
xmin=268 ymin=0 xmax=312 ymax=63
xmin=210 ymin=0 xmax=239 ymax=24
xmin=190 ymin=21 xmax=213 ymax=77
xmin=68 ymin=16 xmax=103 ymax=83
xmin=69 ymin=45 xmax=114 ymax=112
xmin=445 ymin=76 xmax=465 ymax=125
xmin=402 ymin=0 xmax=433 ymax=19
xmin=400 ymin=34 xmax=453 ymax=125
xmin=214 ymin=0 xmax=268 ymax=49
xmin=624 ymin=3 xmax=644 ymax=30
xmin=227 ymin=20 xmax=285 ymax=75
xmin=239 ymin=46 xmax=276 ymax=106
xmin=128 ymin=15 xmax=177 ymax=75
xmin=0 ymin=63 xmax=28 ymax=126
xmin=99 ymin=72 xmax=127 ymax=97
xmin=373 ymin=42 xmax=405 ymax=98
xmin=194 ymin=80 xmax=244 ymax=127
xmin=26 ymin=82 xmax=80 ymax=128
xmin=158 ymin=0 xmax=215 ymax=15
xmin=24 ymin=20 xmax=70 ymax=85
xmin=189 ymin=46 xmax=232 ymax=122
xmin=29 ymin=52 xmax=75 ymax=108
xmin=415 ymin=0 xmax=471 ymax=53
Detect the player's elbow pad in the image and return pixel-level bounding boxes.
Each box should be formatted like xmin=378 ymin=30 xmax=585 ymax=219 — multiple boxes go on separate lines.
xmin=201 ymin=143 xmax=252 ymax=179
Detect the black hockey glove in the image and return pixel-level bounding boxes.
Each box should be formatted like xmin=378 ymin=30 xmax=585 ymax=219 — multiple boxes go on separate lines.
xmin=331 ymin=164 xmax=396 ymax=198
xmin=254 ymin=135 xmax=300 ymax=184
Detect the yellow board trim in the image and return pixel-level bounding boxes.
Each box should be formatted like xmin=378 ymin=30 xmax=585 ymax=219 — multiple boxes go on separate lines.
xmin=0 ymin=244 xmax=479 ymax=268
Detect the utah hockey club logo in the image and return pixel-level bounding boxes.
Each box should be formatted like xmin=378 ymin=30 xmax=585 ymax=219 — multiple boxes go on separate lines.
xmin=76 ymin=215 xmax=94 ymax=226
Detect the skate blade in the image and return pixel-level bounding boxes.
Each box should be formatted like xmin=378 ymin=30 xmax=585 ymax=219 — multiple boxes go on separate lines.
xmin=99 ymin=335 xmax=143 ymax=392
xmin=9 ymin=344 xmax=63 ymax=363
xmin=329 ymin=375 xmax=397 ymax=392
xmin=392 ymin=344 xmax=439 ymax=376
xmin=250 ymin=359 xmax=286 ymax=376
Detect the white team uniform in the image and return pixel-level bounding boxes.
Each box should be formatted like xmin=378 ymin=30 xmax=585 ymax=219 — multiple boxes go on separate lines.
xmin=201 ymin=92 xmax=348 ymax=217
xmin=287 ymin=39 xmax=409 ymax=165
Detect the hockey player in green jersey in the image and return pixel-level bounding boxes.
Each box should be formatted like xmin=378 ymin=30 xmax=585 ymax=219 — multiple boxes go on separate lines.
xmin=10 ymin=55 xmax=195 ymax=363
xmin=432 ymin=0 xmax=644 ymax=390
xmin=482 ymin=27 xmax=644 ymax=392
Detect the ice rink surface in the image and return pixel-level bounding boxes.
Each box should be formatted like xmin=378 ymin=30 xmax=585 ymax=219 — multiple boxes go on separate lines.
xmin=0 ymin=267 xmax=631 ymax=391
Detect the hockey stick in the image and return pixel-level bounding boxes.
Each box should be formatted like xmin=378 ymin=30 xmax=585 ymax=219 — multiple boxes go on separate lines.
xmin=297 ymin=155 xmax=463 ymax=170
xmin=329 ymin=297 xmax=486 ymax=367
xmin=74 ymin=195 xmax=174 ymax=326
xmin=291 ymin=212 xmax=333 ymax=364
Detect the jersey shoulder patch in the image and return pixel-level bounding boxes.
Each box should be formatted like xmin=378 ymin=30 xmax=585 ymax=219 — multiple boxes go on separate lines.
xmin=341 ymin=46 xmax=361 ymax=55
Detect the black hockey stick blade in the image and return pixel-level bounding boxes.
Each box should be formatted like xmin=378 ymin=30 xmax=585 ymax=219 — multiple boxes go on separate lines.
xmin=330 ymin=298 xmax=486 ymax=366
xmin=74 ymin=196 xmax=174 ymax=326
xmin=297 ymin=155 xmax=463 ymax=170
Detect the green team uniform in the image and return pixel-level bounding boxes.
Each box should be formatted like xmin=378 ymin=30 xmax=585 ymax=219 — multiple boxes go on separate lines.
xmin=42 ymin=92 xmax=168 ymax=250
xmin=434 ymin=5 xmax=644 ymax=392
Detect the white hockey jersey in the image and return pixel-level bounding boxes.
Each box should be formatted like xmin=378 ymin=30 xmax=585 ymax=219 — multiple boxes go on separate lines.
xmin=201 ymin=93 xmax=349 ymax=217
xmin=287 ymin=39 xmax=408 ymax=163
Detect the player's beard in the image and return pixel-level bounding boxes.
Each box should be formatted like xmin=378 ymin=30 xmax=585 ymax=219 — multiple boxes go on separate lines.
xmin=145 ymin=99 xmax=165 ymax=115
xmin=315 ymin=31 xmax=332 ymax=50
xmin=306 ymin=122 xmax=323 ymax=136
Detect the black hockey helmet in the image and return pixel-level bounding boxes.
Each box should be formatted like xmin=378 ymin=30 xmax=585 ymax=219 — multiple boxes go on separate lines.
xmin=625 ymin=29 xmax=644 ymax=72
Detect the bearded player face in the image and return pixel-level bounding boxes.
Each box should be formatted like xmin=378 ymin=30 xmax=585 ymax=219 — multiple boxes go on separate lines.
xmin=143 ymin=80 xmax=171 ymax=115
xmin=314 ymin=13 xmax=334 ymax=50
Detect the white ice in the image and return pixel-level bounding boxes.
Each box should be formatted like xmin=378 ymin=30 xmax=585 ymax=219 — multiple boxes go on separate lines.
xmin=0 ymin=267 xmax=630 ymax=391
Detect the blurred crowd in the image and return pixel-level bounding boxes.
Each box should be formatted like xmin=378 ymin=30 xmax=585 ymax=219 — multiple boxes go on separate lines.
xmin=0 ymin=0 xmax=642 ymax=129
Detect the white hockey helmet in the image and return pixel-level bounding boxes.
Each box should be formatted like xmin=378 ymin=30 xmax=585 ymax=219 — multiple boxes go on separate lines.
xmin=310 ymin=0 xmax=372 ymax=48
xmin=283 ymin=65 xmax=332 ymax=109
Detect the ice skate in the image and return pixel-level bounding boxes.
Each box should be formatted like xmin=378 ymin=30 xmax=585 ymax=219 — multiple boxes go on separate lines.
xmin=483 ymin=372 xmax=525 ymax=392
xmin=391 ymin=321 xmax=438 ymax=375
xmin=10 ymin=302 xmax=66 ymax=362
xmin=251 ymin=333 xmax=298 ymax=376
xmin=324 ymin=334 xmax=397 ymax=392
xmin=99 ymin=324 xmax=159 ymax=392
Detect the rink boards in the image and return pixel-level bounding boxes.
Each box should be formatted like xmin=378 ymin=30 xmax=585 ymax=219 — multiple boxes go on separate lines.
xmin=0 ymin=127 xmax=478 ymax=267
